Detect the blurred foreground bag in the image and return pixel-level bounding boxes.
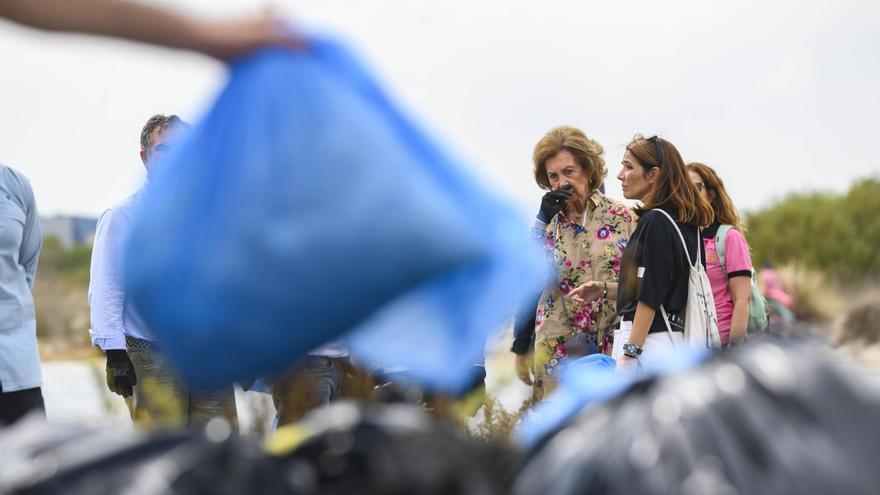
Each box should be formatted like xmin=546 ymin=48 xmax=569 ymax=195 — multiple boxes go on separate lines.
xmin=515 ymin=338 xmax=880 ymax=495
xmin=125 ymin=37 xmax=543 ymax=392
xmin=0 ymin=403 xmax=511 ymax=495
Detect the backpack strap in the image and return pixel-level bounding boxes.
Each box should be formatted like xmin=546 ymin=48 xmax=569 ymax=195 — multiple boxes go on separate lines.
xmin=715 ymin=224 xmax=733 ymax=278
xmin=652 ymin=209 xmax=695 ymax=348
xmin=659 ymin=305 xmax=678 ymax=348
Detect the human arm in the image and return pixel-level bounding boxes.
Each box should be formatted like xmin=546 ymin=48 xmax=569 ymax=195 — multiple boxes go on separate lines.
xmin=88 ymin=209 xmax=130 ymax=351
xmin=88 ymin=208 xmax=140 ymax=396
xmin=728 ymin=276 xmax=751 ymax=344
xmin=0 ymin=0 xmax=303 ymax=60
xmin=15 ymin=173 xmax=41 ymax=288
xmin=514 ymin=354 xmax=534 ymax=386
xmin=617 ymin=301 xmax=654 ymax=368
xmin=511 ymin=293 xmax=541 ymax=385
xmin=569 ymin=281 xmax=617 ymax=304
xmin=616 ymin=212 xmax=675 ymax=368
xmin=722 ymin=229 xmax=755 ymax=344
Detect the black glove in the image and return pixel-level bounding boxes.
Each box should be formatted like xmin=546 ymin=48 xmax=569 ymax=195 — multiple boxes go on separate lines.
xmin=105 ymin=349 xmax=137 ymax=398
xmin=537 ymin=184 xmax=573 ymax=223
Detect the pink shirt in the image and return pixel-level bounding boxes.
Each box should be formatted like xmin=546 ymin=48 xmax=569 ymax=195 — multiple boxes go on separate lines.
xmin=703 ymin=227 xmax=753 ymax=344
xmin=759 ymin=268 xmax=793 ymax=307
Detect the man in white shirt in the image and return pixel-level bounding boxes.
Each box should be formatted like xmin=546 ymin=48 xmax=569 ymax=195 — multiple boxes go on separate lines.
xmin=89 ymin=114 xmax=237 ymax=428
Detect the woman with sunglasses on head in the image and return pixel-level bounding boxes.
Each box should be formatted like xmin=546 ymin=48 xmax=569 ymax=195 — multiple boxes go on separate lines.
xmin=570 ymin=136 xmax=713 ymax=370
xmin=686 ymin=163 xmax=755 ymax=346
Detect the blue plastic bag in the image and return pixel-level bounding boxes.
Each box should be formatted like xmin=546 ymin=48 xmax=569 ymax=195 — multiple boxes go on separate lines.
xmin=516 ymin=348 xmax=708 ymax=449
xmin=125 ymin=37 xmax=544 ymax=392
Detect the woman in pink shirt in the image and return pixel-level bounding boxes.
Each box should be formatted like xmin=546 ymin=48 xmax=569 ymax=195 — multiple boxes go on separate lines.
xmin=687 ymin=163 xmax=754 ymax=346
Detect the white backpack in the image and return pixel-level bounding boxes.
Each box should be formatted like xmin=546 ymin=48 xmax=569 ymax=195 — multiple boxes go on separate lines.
xmin=653 ymin=209 xmax=721 ymax=350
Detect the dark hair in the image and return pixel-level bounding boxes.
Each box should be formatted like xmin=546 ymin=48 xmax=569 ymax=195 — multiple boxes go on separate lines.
xmin=627 ymin=135 xmax=713 ymax=227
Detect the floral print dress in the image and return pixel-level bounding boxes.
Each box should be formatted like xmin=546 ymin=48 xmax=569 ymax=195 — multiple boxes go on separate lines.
xmin=532 ymin=191 xmax=634 ymax=399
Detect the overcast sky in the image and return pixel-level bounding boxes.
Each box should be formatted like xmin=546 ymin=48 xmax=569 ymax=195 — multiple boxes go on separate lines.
xmin=1 ymin=0 xmax=878 ymax=218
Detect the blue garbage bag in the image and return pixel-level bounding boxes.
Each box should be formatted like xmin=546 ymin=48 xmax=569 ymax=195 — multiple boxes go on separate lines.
xmin=516 ymin=348 xmax=708 ymax=449
xmin=125 ymin=37 xmax=544 ymax=392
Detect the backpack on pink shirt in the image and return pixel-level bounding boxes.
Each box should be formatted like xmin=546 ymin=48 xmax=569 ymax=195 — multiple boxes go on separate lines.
xmin=715 ymin=225 xmax=768 ymax=335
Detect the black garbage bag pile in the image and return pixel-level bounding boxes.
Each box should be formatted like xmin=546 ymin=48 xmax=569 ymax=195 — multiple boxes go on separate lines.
xmin=0 ymin=402 xmax=512 ymax=495
xmin=6 ymin=339 xmax=880 ymax=494
xmin=273 ymin=402 xmax=512 ymax=494
xmin=0 ymin=416 xmax=291 ymax=495
xmin=513 ymin=338 xmax=880 ymax=495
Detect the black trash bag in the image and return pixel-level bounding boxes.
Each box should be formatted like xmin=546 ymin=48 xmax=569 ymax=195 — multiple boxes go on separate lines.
xmin=273 ymin=401 xmax=514 ymax=495
xmin=514 ymin=338 xmax=880 ymax=495
xmin=0 ymin=403 xmax=514 ymax=495
xmin=0 ymin=416 xmax=293 ymax=495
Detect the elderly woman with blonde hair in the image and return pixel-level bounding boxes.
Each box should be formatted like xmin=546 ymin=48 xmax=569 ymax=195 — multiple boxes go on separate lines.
xmin=522 ymin=126 xmax=634 ymax=399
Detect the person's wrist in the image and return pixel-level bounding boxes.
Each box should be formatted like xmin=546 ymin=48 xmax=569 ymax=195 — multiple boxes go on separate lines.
xmin=623 ymin=342 xmax=643 ymax=359
xmin=106 ymin=349 xmax=127 ymax=360
xmin=536 ymin=210 xmax=548 ymax=224
xmin=602 ymin=281 xmax=608 ymax=298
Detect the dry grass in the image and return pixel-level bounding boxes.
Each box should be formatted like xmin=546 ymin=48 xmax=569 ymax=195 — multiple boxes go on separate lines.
xmin=832 ymin=290 xmax=880 ymax=370
xmin=471 ymin=394 xmax=534 ymax=444
xmin=777 ymin=263 xmax=847 ymax=323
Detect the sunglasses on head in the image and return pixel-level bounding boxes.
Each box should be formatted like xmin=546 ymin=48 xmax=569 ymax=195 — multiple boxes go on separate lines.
xmin=646 ymin=135 xmax=663 ymax=168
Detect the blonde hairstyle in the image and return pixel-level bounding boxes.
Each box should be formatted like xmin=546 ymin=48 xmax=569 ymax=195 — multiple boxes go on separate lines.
xmin=627 ymin=135 xmax=714 ymax=227
xmin=687 ymin=162 xmax=747 ymax=233
xmin=533 ymin=126 xmax=606 ymax=191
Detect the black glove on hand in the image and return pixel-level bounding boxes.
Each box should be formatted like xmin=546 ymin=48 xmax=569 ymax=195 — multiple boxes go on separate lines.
xmin=106 ymin=349 xmax=137 ymax=398
xmin=537 ymin=184 xmax=573 ymax=223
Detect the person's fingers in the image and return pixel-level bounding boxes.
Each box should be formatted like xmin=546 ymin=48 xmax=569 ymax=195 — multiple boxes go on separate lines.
xmin=517 ymin=368 xmax=533 ymax=386
xmin=107 ymin=371 xmax=121 ymax=395
xmin=515 ymin=357 xmax=534 ymax=385
xmin=550 ymin=190 xmax=572 ymax=200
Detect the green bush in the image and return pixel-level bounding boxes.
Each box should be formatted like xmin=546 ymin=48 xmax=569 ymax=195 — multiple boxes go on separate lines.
xmin=745 ymin=177 xmax=880 ymax=282
xmin=34 ymin=236 xmax=93 ymax=344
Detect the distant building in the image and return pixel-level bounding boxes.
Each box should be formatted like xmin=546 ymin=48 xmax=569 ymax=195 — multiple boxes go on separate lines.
xmin=41 ymin=215 xmax=98 ymax=248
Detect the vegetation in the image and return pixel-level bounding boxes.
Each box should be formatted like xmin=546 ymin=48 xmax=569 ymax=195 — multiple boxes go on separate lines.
xmin=34 ymin=236 xmax=93 ymax=351
xmin=29 ymin=176 xmax=880 ymax=350
xmin=745 ymin=177 xmax=880 ymax=282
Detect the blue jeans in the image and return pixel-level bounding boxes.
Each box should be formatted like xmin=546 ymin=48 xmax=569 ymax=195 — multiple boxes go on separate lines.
xmin=270 ymin=356 xmax=345 ymax=427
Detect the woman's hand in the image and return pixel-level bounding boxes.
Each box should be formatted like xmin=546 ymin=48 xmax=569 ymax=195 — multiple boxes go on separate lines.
xmin=728 ymin=326 xmax=748 ymax=345
xmin=568 ymin=281 xmax=606 ymax=305
xmin=616 ymin=354 xmax=638 ymax=373
xmin=515 ymin=353 xmax=534 ymax=386
xmin=536 ymin=185 xmax=573 ymax=223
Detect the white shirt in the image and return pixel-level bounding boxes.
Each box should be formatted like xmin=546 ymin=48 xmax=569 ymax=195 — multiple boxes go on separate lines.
xmin=88 ymin=191 xmax=151 ymax=350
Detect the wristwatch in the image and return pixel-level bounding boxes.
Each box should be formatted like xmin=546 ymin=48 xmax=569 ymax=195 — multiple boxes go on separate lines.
xmin=623 ymin=342 xmax=643 ymax=359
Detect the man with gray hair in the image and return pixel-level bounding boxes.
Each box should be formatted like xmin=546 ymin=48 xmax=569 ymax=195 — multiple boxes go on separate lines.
xmin=88 ymin=114 xmax=237 ymax=428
